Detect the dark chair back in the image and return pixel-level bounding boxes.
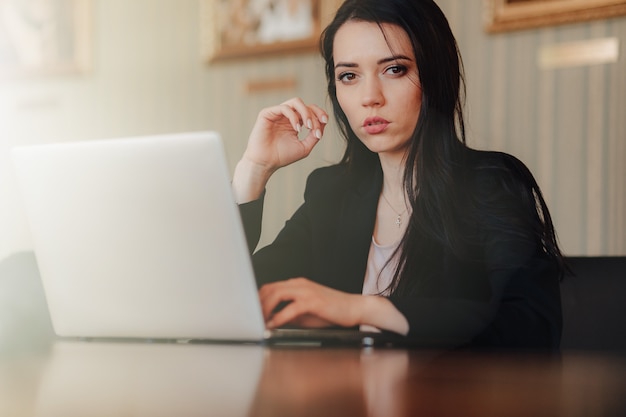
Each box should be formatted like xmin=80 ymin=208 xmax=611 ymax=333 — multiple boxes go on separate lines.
xmin=560 ymin=257 xmax=626 ymax=352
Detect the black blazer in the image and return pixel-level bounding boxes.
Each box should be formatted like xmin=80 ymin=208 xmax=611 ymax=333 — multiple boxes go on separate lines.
xmin=240 ymin=152 xmax=562 ymax=350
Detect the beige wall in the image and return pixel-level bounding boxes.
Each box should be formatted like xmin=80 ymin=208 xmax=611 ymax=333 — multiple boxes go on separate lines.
xmin=1 ymin=0 xmax=624 ymax=262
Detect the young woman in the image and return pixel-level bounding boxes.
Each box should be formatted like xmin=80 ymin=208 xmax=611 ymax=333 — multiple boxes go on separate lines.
xmin=232 ymin=0 xmax=565 ymax=350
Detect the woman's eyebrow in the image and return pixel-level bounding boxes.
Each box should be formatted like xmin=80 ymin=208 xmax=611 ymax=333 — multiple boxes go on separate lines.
xmin=378 ymin=54 xmax=412 ymax=64
xmin=334 ymin=62 xmax=357 ymax=70
xmin=334 ymin=54 xmax=413 ymax=70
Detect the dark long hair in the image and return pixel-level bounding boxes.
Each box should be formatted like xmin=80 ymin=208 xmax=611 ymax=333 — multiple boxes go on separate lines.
xmin=320 ymin=0 xmax=565 ymax=294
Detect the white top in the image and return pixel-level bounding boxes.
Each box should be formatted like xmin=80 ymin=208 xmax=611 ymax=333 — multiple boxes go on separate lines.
xmin=360 ymin=237 xmax=401 ymax=333
xmin=362 ymin=237 xmax=401 ymax=296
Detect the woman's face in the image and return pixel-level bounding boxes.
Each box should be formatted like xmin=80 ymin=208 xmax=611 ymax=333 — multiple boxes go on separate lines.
xmin=333 ymin=20 xmax=422 ymax=159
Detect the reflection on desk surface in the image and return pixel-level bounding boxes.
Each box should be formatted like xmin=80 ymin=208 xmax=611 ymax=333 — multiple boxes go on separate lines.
xmin=9 ymin=341 xmax=264 ymax=417
xmin=1 ymin=340 xmax=626 ymax=417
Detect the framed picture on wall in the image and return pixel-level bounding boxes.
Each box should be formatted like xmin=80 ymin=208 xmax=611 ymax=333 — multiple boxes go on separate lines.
xmin=201 ymin=0 xmax=342 ymax=62
xmin=0 ymin=0 xmax=91 ymax=80
xmin=485 ymin=0 xmax=626 ymax=32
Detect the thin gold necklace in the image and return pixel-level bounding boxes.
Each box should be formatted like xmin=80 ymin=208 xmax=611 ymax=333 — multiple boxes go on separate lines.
xmin=381 ymin=192 xmax=407 ymax=228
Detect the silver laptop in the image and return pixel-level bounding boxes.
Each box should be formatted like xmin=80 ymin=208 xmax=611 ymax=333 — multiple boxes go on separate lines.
xmin=12 ymin=132 xmax=408 ymax=347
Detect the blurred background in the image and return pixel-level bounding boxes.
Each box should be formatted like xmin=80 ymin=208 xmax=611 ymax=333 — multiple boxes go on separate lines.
xmin=1 ymin=0 xmax=625 ymax=268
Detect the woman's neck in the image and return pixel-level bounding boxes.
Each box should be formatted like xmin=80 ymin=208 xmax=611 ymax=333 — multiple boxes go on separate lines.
xmin=378 ymin=152 xmax=406 ymax=201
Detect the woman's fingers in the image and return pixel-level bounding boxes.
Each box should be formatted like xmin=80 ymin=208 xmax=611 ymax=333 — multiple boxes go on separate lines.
xmin=281 ymin=101 xmax=328 ymax=157
xmin=258 ymin=104 xmax=300 ymax=134
xmin=287 ymin=314 xmax=334 ymax=328
xmin=280 ymin=98 xmax=329 ymax=139
xmin=242 ymin=98 xmax=329 ymax=178
xmin=266 ymin=298 xmax=309 ymax=329
xmin=258 ymin=278 xmax=359 ymax=329
xmin=281 ymin=98 xmax=313 ymax=132
xmin=255 ymin=99 xmax=319 ymax=137
xmin=258 ymin=278 xmax=303 ymax=321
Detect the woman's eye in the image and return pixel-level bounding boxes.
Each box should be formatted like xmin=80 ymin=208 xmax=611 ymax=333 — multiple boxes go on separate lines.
xmin=337 ymin=72 xmax=356 ymax=83
xmin=385 ymin=65 xmax=408 ymax=76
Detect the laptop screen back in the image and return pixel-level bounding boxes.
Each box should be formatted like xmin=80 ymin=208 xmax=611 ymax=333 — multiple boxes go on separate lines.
xmin=12 ymin=132 xmax=265 ymax=341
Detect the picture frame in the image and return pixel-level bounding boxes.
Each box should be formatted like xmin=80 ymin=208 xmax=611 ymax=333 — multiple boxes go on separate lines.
xmin=0 ymin=0 xmax=91 ymax=80
xmin=485 ymin=0 xmax=626 ymax=32
xmin=201 ymin=0 xmax=342 ymax=62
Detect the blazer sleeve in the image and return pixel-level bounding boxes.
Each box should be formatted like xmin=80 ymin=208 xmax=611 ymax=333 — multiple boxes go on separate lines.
xmin=389 ymin=158 xmax=562 ymax=351
xmin=237 ymin=164 xmax=376 ymax=293
xmin=388 ymin=253 xmax=561 ymax=350
xmin=238 ymin=183 xmax=318 ymax=289
xmin=238 ymin=194 xmax=264 ymax=254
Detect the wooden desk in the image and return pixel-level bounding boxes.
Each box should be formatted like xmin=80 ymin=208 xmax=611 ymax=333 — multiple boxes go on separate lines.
xmin=1 ymin=341 xmax=625 ymax=417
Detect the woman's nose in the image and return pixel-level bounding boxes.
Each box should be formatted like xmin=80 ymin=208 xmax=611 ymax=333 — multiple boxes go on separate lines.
xmin=361 ymin=78 xmax=384 ymax=107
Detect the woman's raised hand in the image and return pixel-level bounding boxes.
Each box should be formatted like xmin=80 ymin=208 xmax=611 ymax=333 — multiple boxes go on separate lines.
xmin=246 ymin=97 xmax=328 ymax=171
xmin=232 ymin=98 xmax=328 ymax=203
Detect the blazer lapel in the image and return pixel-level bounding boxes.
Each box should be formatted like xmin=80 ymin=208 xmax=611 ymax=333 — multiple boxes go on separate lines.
xmin=331 ymin=166 xmax=382 ymax=294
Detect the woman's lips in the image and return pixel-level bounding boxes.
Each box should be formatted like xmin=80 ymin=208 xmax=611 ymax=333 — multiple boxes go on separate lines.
xmin=363 ymin=117 xmax=390 ymax=134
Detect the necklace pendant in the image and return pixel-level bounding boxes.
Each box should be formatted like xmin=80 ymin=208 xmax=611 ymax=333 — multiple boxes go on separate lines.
xmin=381 ymin=191 xmax=407 ymax=229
